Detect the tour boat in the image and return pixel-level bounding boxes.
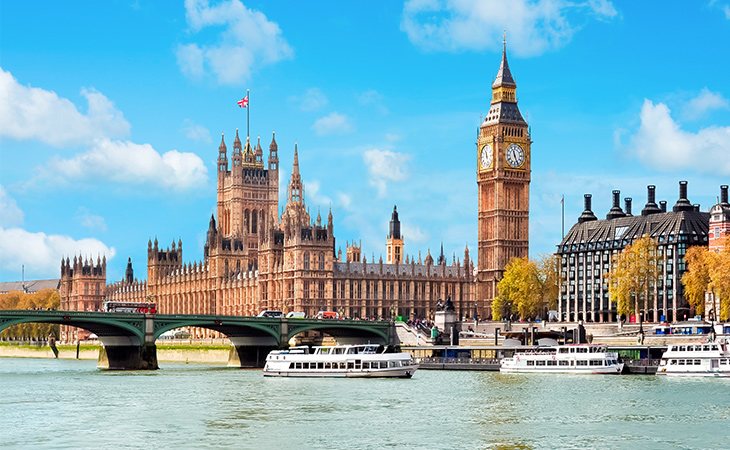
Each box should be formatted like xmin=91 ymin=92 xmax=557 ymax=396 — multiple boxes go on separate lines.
xmin=263 ymin=344 xmax=418 ymax=378
xmin=499 ymin=344 xmax=624 ymax=374
xmin=656 ymin=339 xmax=730 ymax=377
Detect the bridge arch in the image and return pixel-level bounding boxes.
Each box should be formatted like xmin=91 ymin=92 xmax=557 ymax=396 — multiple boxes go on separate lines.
xmin=286 ymin=322 xmax=391 ymax=346
xmin=0 ymin=312 xmax=145 ymax=342
xmin=152 ymin=317 xmax=281 ymax=345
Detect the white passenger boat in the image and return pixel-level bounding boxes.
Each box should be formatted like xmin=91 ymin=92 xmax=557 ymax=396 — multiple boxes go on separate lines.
xmin=263 ymin=344 xmax=418 ymax=378
xmin=657 ymin=339 xmax=730 ymax=377
xmin=500 ymin=344 xmax=623 ymax=374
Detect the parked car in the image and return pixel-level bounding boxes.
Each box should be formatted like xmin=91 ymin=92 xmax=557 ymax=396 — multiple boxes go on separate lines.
xmin=257 ymin=310 xmax=284 ymax=318
xmin=285 ymin=311 xmax=306 ymax=319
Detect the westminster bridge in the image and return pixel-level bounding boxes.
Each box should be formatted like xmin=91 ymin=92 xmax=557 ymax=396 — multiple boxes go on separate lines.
xmin=0 ymin=310 xmax=397 ymax=370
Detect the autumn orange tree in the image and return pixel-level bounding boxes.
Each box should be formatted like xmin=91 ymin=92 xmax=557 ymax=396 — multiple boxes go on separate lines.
xmin=493 ymin=255 xmax=559 ymax=321
xmin=607 ymin=235 xmax=660 ymax=318
xmin=683 ymin=236 xmax=730 ymax=321
xmin=0 ymin=289 xmax=60 ymax=340
xmin=682 ymin=245 xmax=713 ymax=316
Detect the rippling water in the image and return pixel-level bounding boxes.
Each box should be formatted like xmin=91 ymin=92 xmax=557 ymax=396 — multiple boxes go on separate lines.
xmin=1 ymin=358 xmax=728 ymax=449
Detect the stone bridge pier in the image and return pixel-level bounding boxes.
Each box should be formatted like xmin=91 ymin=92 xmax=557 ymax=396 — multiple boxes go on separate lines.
xmin=97 ymin=316 xmax=158 ymax=370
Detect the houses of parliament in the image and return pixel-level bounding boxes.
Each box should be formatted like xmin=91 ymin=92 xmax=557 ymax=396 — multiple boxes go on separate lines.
xmin=59 ymin=47 xmax=532 ymax=331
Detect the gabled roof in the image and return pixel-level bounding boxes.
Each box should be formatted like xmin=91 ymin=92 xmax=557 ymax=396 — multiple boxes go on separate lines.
xmin=558 ymin=209 xmax=709 ymax=253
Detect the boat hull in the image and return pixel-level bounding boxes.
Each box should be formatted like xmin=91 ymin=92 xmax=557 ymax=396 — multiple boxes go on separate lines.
xmin=656 ymin=369 xmax=730 ymax=377
xmin=263 ymin=365 xmax=418 ymax=378
xmin=500 ymin=364 xmax=624 ymax=375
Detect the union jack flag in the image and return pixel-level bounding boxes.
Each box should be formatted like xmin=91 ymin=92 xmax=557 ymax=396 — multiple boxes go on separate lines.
xmin=237 ymin=95 xmax=249 ymax=108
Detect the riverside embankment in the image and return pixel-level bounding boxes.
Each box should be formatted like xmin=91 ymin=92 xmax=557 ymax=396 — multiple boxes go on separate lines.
xmin=0 ymin=341 xmax=231 ymax=364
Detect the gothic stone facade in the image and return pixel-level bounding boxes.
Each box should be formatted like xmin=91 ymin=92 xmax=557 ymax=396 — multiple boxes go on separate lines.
xmin=59 ymin=50 xmax=546 ymax=326
xmin=63 ymin=137 xmax=474 ymax=331
xmin=476 ymin=43 xmax=531 ymax=319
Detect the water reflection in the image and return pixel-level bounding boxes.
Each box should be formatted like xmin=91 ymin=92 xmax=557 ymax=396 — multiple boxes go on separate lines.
xmin=2 ymin=359 xmax=730 ymax=449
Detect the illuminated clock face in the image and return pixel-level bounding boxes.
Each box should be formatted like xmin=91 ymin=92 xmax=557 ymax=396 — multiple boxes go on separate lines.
xmin=506 ymin=143 xmax=525 ymax=168
xmin=480 ymin=144 xmax=493 ymax=169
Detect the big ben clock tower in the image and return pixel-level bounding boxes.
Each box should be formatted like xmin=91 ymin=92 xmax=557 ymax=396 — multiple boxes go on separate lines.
xmin=476 ymin=41 xmax=531 ymax=318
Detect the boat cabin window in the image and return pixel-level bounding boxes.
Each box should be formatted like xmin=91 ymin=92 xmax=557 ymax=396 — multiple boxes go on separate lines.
xmin=559 ymin=361 xmax=569 ymax=366
xmin=670 ymin=360 xmax=677 ymax=365
xmin=547 ymin=360 xmax=557 ymax=366
xmin=679 ymin=346 xmax=686 ymax=352
xmin=536 ymin=360 xmax=546 ymax=366
xmin=721 ymin=359 xmax=728 ymax=365
xmin=678 ymin=360 xmax=685 ymax=365
xmin=577 ymin=348 xmax=588 ymax=353
xmin=711 ymin=345 xmax=719 ymax=351
xmin=559 ymin=348 xmax=568 ymax=353
xmin=694 ymin=359 xmax=701 ymax=365
xmin=527 ymin=361 xmax=535 ymax=366
xmin=569 ymin=348 xmax=576 ymax=353
xmin=577 ymin=361 xmax=587 ymax=366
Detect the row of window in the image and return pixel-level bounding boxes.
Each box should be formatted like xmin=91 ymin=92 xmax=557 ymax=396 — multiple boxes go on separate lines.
xmin=288 ymin=360 xmax=404 ymax=370
xmin=525 ymin=360 xmax=615 ymax=367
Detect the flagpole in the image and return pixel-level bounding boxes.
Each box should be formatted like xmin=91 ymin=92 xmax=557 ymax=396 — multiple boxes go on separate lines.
xmin=561 ymin=194 xmax=565 ymax=238
xmin=246 ymin=89 xmax=250 ymax=139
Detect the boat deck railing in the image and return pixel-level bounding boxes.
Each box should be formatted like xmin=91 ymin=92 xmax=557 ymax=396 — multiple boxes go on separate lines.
xmin=418 ymin=357 xmax=500 ymax=365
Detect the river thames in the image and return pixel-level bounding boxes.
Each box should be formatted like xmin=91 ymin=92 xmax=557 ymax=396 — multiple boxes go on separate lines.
xmin=1 ymin=358 xmax=728 ymax=449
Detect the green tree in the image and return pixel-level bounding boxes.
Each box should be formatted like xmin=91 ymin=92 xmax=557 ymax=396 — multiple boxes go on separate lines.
xmin=607 ymin=235 xmax=660 ymax=319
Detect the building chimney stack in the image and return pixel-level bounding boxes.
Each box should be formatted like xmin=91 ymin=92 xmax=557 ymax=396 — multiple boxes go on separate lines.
xmin=642 ymin=185 xmax=661 ymax=216
xmin=606 ymin=190 xmax=626 ymax=220
xmin=660 ymin=201 xmax=667 ymax=212
xmin=624 ymin=197 xmax=633 ymax=216
xmin=673 ymin=180 xmax=693 ymax=212
xmin=578 ymin=194 xmax=598 ymax=223
xmin=721 ymin=185 xmax=729 ymax=206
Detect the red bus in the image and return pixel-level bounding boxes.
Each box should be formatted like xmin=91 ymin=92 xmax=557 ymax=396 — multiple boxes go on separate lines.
xmin=103 ymin=301 xmax=157 ymax=314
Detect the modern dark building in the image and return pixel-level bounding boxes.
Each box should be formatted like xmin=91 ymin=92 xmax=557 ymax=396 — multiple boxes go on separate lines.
xmin=557 ymin=181 xmax=713 ymax=323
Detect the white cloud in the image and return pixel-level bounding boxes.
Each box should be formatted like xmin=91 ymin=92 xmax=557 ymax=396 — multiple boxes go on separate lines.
xmin=312 ymin=112 xmax=354 ymax=136
xmin=400 ymin=0 xmax=618 ymax=56
xmin=362 ymin=149 xmax=411 ymax=197
xmin=337 ymin=193 xmax=352 ymax=209
xmin=75 ymin=207 xmax=107 ymax=232
xmin=725 ymin=5 xmax=730 ymax=19
xmin=402 ymin=223 xmax=428 ymax=244
xmin=182 ymin=119 xmax=212 ymax=143
xmin=293 ymin=88 xmax=328 ymax=112
xmin=682 ymin=88 xmax=729 ymax=120
xmin=358 ymin=90 xmax=388 ymax=114
xmin=0 ymin=68 xmax=130 ymax=147
xmin=0 ymin=227 xmax=115 ymax=278
xmin=627 ymin=99 xmax=730 ymax=176
xmin=44 ymin=139 xmax=208 ymax=190
xmin=304 ymin=179 xmax=332 ymax=208
xmin=177 ymin=0 xmax=293 ymax=85
xmin=0 ymin=186 xmax=24 ymax=227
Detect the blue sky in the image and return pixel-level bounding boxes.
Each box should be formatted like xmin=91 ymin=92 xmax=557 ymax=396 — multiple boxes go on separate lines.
xmin=1 ymin=0 xmax=729 ymax=282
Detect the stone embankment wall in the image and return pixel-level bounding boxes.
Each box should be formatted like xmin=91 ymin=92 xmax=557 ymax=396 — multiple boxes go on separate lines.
xmin=0 ymin=343 xmax=230 ymax=364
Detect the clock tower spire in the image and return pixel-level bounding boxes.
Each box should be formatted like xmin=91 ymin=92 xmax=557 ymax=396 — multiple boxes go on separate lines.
xmin=476 ymin=40 xmax=531 ymax=319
